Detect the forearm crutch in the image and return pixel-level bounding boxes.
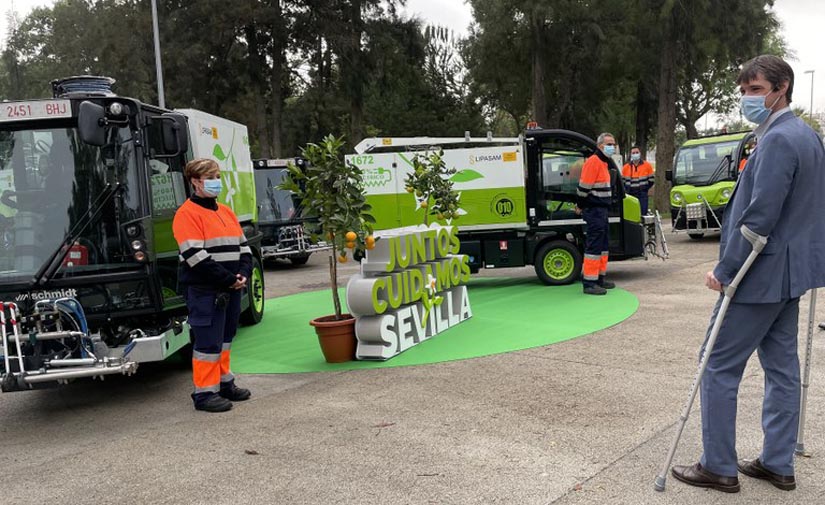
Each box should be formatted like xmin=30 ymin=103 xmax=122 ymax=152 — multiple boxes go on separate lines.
xmin=796 ymin=288 xmax=817 ymax=457
xmin=654 ymin=225 xmax=768 ymax=492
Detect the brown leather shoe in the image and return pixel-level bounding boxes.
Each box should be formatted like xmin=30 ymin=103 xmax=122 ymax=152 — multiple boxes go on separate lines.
xmin=671 ymin=463 xmax=740 ymax=493
xmin=738 ymin=458 xmax=796 ymax=491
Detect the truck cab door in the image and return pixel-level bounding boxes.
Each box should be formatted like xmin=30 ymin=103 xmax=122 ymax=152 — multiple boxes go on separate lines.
xmin=526 ymin=130 xmax=627 ymax=254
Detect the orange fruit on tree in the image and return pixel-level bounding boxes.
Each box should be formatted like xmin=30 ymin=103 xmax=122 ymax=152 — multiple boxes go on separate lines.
xmin=365 ymin=235 xmax=375 ymax=246
xmin=345 ymin=231 xmax=357 ymax=241
xmin=345 ymin=241 xmax=356 ymax=249
xmin=338 ymin=254 xmax=348 ymax=263
xmin=420 ymin=200 xmax=428 ymax=208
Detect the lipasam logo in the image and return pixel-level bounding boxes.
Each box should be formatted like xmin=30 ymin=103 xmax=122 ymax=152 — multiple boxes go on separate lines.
xmin=468 ymin=153 xmax=503 ymax=165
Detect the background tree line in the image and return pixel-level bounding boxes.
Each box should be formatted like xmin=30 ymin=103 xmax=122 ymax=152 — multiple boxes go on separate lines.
xmin=0 ymin=0 xmax=794 ymax=211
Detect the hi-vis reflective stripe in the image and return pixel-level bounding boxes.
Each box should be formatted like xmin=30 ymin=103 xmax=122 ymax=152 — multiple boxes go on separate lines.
xmin=179 ymin=239 xmax=205 ymax=252
xmin=211 ymin=252 xmax=242 ymax=262
xmin=193 ymin=350 xmax=220 ymax=362
xmin=204 ymin=236 xmax=242 ymax=248
xmin=185 ymin=250 xmax=210 ymax=267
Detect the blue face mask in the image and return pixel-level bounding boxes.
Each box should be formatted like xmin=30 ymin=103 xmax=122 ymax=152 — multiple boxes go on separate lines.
xmin=740 ymin=92 xmax=780 ymax=124
xmin=631 ymin=153 xmax=641 ymax=162
xmin=202 ymin=178 xmax=223 ymax=197
xmin=603 ymin=145 xmax=616 ymax=156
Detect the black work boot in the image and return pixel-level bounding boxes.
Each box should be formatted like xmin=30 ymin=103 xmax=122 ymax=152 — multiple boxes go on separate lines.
xmin=220 ymin=383 xmax=252 ymax=402
xmin=194 ymin=393 xmax=233 ymax=413
xmin=598 ymin=276 xmax=616 ymax=289
xmin=583 ymin=284 xmax=607 ymax=295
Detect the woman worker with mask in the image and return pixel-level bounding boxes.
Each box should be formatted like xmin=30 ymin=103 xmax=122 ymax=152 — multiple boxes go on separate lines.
xmin=173 ymin=158 xmax=253 ymax=413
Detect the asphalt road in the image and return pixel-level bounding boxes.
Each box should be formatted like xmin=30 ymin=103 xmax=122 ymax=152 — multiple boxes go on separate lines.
xmin=1 ymin=229 xmax=824 ymax=505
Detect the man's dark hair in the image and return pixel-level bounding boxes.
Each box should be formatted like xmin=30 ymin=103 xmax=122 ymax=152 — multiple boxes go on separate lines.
xmin=630 ymin=145 xmax=641 ymax=152
xmin=736 ymin=55 xmax=794 ymax=103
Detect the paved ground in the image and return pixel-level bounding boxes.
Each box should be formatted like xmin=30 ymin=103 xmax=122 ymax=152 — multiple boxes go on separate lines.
xmin=2 ymin=229 xmax=824 ymax=505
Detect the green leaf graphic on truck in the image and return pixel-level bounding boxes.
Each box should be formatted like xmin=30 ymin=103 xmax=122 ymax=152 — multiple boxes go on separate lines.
xmin=450 ymin=169 xmax=484 ymax=183
xmin=211 ymin=133 xmax=242 ymax=210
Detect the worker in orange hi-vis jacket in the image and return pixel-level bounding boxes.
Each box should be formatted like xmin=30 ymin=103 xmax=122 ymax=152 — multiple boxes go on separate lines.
xmin=621 ymin=145 xmax=655 ymax=215
xmin=739 ymin=139 xmax=756 ymax=172
xmin=173 ymin=158 xmax=253 ymax=413
xmin=576 ymin=132 xmax=617 ymax=296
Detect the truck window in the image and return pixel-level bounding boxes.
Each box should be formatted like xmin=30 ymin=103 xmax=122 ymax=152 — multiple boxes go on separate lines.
xmin=0 ymin=125 xmax=142 ymax=281
xmin=145 ymin=121 xmax=187 ymax=217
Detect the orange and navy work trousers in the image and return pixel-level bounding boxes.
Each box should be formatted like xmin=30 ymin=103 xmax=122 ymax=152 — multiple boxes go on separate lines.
xmin=582 ymin=207 xmax=609 ymax=288
xmin=186 ymin=286 xmax=242 ymax=407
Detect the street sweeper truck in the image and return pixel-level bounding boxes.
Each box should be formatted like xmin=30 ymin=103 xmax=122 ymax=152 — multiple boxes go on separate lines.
xmin=0 ymin=76 xmax=264 ymax=392
xmin=347 ymin=129 xmax=668 ymax=286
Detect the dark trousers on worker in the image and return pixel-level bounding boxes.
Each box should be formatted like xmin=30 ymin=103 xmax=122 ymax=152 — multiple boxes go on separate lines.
xmin=699 ymin=295 xmax=801 ymax=477
xmin=630 ymin=190 xmax=649 ymax=215
xmin=186 ymin=286 xmax=242 ymax=408
xmin=582 ymin=207 xmax=609 ymax=288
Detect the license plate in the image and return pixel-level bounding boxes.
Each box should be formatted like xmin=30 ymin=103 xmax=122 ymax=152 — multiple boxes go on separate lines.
xmin=0 ymin=100 xmax=72 ymax=122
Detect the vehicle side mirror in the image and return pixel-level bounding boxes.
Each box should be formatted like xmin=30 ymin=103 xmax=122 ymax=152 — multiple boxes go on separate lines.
xmin=78 ymin=101 xmax=106 ymax=146
xmin=161 ymin=113 xmax=189 ymax=156
xmin=665 ymin=170 xmax=673 ymax=182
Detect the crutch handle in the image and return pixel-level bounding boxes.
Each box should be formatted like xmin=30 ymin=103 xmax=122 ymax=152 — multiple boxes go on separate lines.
xmin=740 ymin=224 xmax=768 ymax=253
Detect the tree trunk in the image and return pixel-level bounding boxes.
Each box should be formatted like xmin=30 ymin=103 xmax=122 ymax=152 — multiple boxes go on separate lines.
xmin=635 ymin=80 xmax=650 ymax=155
xmin=329 ymin=253 xmax=342 ymax=319
xmin=530 ymin=7 xmax=547 ymax=127
xmin=653 ymin=21 xmax=678 ymax=214
xmin=245 ymin=23 xmax=271 ymax=158
xmin=685 ymin=115 xmax=699 ymax=139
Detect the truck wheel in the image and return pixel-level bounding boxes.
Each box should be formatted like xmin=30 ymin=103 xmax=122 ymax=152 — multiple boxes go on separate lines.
xmin=290 ymin=254 xmax=310 ymax=266
xmin=240 ymin=256 xmax=265 ymax=325
xmin=534 ymin=240 xmax=582 ymax=286
xmin=688 ymin=233 xmax=705 ymax=240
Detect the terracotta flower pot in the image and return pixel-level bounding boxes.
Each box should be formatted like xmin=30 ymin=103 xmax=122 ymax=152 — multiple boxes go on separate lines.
xmin=310 ymin=314 xmax=357 ymax=363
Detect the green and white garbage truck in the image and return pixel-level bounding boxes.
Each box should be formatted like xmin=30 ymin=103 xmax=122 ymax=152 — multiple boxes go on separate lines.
xmin=252 ymin=158 xmax=330 ymax=265
xmin=347 ymin=129 xmax=668 ymax=286
xmin=0 ymin=76 xmax=264 ymax=392
xmin=666 ymin=131 xmax=755 ymax=239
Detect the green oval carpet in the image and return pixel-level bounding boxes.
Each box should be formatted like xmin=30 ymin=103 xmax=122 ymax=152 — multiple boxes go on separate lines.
xmin=231 ymin=277 xmax=638 ymax=374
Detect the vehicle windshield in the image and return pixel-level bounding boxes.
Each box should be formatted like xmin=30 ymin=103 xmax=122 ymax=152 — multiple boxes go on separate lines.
xmin=674 ymin=140 xmax=739 ymax=186
xmin=0 ymin=123 xmax=142 ymax=284
xmin=253 ymin=168 xmax=299 ymax=224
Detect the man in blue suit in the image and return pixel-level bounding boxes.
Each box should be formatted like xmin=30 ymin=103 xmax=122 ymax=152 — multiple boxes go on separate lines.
xmin=672 ymin=55 xmax=825 ymax=493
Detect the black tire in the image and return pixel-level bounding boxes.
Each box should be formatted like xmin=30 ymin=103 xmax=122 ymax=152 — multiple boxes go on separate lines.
xmin=688 ymin=233 xmax=705 ymax=240
xmin=239 ymin=256 xmax=265 ymax=325
xmin=534 ymin=240 xmax=583 ymax=286
xmin=290 ymin=254 xmax=310 ymax=266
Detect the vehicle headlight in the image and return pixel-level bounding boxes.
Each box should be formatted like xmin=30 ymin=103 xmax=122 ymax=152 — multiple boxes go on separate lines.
xmin=721 ymin=188 xmax=732 ymax=199
xmin=672 ymin=192 xmax=683 ymax=203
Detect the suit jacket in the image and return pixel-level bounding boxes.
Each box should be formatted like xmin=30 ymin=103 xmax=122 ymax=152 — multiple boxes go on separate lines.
xmin=714 ymin=112 xmax=825 ymax=303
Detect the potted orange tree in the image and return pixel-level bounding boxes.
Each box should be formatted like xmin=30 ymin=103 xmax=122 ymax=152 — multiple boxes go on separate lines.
xmin=281 ymin=135 xmax=375 ymax=363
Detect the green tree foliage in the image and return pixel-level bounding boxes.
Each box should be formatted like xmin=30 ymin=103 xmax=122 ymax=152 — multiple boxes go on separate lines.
xmin=281 ymin=135 xmax=375 ymax=319
xmin=403 ymin=150 xmax=460 ymax=226
xmin=2 ymin=0 xmax=484 ymax=157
